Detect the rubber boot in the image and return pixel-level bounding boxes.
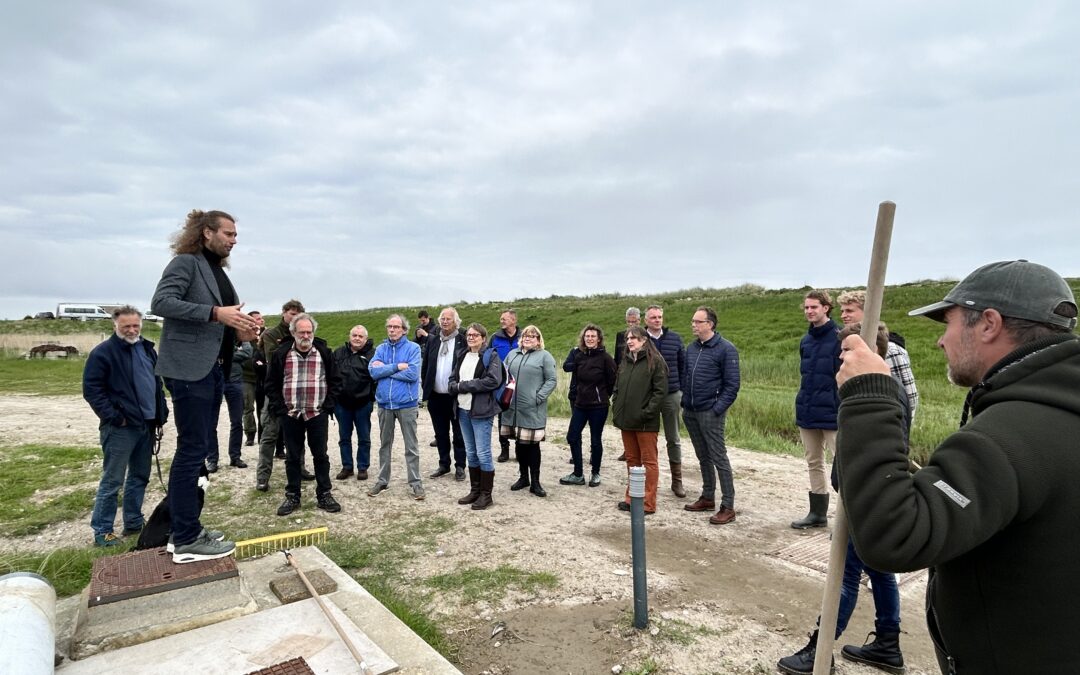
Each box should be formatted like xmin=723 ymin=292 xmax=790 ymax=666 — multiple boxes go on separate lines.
xmin=497 ymin=435 xmax=510 ymax=463
xmin=841 ymin=631 xmax=905 ymax=674
xmin=510 ymin=443 xmax=530 ymax=490
xmin=528 ymin=444 xmax=546 ymax=497
xmin=778 ymin=630 xmax=834 ymax=675
xmin=472 ymin=470 xmax=494 ymax=510
xmin=790 ymin=492 xmax=829 ymax=529
xmin=458 ymin=467 xmax=482 ymax=505
xmin=670 ymin=461 xmax=686 ymax=498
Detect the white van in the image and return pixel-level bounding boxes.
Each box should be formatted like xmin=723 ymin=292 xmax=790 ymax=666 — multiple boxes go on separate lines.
xmin=56 ymin=303 xmax=111 ymax=321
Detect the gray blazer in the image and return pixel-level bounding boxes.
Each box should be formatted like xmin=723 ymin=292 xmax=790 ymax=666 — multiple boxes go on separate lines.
xmin=151 ymin=253 xmax=227 ymax=381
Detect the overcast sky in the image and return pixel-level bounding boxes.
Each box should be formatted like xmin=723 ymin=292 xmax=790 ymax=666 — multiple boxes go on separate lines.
xmin=2 ymin=2 xmax=1077 ymax=320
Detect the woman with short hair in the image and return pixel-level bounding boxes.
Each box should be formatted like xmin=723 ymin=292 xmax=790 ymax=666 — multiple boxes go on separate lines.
xmin=612 ymin=325 xmax=667 ymax=514
xmin=502 ymin=325 xmax=557 ymax=497
xmin=448 ymin=323 xmax=503 ymax=510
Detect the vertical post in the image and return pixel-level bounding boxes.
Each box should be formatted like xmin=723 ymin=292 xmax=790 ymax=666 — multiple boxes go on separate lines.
xmin=814 ymin=201 xmax=895 ymax=674
xmin=629 ymin=466 xmax=648 ymax=629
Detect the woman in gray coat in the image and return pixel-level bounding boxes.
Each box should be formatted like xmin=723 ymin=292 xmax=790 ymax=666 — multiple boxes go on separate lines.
xmin=501 ymin=324 xmax=557 ymax=497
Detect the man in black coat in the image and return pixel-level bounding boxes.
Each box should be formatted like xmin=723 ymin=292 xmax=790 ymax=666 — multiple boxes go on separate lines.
xmin=422 ymin=307 xmax=468 ymax=480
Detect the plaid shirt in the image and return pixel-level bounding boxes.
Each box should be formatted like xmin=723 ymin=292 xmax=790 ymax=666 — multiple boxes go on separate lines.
xmin=885 ymin=341 xmax=918 ymax=420
xmin=283 ymin=344 xmax=326 ymax=420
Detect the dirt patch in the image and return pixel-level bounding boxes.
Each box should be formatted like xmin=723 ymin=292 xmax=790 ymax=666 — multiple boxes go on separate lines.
xmin=0 ymin=394 xmax=940 ymax=673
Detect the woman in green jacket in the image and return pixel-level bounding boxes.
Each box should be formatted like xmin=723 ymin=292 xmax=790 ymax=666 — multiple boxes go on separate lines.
xmin=502 ymin=325 xmax=557 ymax=497
xmin=612 ymin=325 xmax=668 ymax=514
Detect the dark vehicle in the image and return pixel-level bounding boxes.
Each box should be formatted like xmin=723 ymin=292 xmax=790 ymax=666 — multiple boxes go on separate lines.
xmin=34 ymin=311 xmax=55 ymax=320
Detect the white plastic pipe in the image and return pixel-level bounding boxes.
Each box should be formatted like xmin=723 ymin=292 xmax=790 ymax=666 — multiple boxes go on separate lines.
xmin=0 ymin=572 xmax=56 ymax=675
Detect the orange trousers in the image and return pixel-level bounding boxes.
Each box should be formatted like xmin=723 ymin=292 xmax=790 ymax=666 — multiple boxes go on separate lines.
xmin=621 ymin=430 xmax=659 ymax=513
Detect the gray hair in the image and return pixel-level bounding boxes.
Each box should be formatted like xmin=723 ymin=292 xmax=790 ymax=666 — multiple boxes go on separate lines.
xmin=441 ymin=307 xmax=462 ymax=329
xmin=387 ymin=313 xmax=410 ymax=332
xmin=625 ymin=307 xmax=641 ymax=320
xmin=289 ymin=313 xmax=318 ymax=334
xmin=646 ymin=304 xmax=663 ymax=314
xmin=112 ymin=305 xmax=142 ymax=320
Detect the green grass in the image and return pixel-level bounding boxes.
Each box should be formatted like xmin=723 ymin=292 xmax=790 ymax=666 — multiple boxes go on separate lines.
xmin=425 ymin=564 xmax=558 ymax=603
xmin=624 ymin=658 xmax=661 ymax=675
xmin=0 ymin=444 xmax=100 ymax=536
xmin=0 ymin=358 xmax=86 ymax=395
xmin=0 ymin=547 xmax=126 ymax=598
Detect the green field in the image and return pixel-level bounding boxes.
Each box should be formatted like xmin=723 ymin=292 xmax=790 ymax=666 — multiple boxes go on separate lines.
xmin=3 ymin=277 xmax=1078 ymax=465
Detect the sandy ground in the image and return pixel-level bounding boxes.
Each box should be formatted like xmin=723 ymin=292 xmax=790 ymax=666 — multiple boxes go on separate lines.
xmin=0 ymin=394 xmax=939 ymax=674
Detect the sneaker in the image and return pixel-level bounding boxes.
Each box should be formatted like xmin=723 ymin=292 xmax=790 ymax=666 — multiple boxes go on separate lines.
xmin=277 ymin=495 xmax=301 ymax=516
xmin=167 ymin=528 xmax=225 ymax=553
xmin=559 ymin=473 xmax=586 ymax=486
xmin=413 ymin=485 xmax=426 ymax=501
xmin=357 ymin=469 xmax=368 ymax=480
xmin=172 ymin=530 xmax=236 ymax=564
xmin=255 ymin=480 xmax=269 ymax=492
xmin=205 ymin=460 xmax=219 ymax=473
xmin=317 ymin=493 xmax=341 ymax=513
xmin=336 ymin=468 xmax=354 ymax=480
xmin=229 ymin=459 xmax=248 ymax=468
xmin=588 ymin=473 xmax=601 ymax=487
xmin=368 ymin=483 xmax=389 ymax=497
xmin=94 ymin=532 xmax=122 ymax=547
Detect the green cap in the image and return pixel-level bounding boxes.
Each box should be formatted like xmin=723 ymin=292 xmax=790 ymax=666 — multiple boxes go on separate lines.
xmin=909 ymin=260 xmax=1077 ymax=330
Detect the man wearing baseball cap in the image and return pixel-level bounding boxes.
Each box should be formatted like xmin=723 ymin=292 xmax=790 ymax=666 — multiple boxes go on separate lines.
xmin=834 ymin=260 xmax=1078 ymax=673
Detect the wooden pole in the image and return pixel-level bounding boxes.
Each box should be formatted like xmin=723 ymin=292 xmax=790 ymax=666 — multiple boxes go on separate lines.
xmin=813 ymin=201 xmax=895 ymax=674
xmin=284 ymin=550 xmax=373 ymax=675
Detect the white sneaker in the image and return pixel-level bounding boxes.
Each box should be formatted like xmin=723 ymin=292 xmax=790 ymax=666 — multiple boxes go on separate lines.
xmin=167 ymin=527 xmax=225 ymax=553
xmin=172 ymin=530 xmax=234 ymax=564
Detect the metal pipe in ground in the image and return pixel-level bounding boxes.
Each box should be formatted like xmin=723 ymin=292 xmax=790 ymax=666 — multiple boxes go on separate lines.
xmin=629 ymin=466 xmax=648 ymax=628
xmin=0 ymin=572 xmax=56 ymax=675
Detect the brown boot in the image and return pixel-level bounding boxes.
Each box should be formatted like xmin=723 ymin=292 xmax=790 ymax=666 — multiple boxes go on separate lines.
xmin=684 ymin=497 xmax=715 ymax=512
xmin=458 ymin=467 xmax=482 ymax=505
xmin=472 ymin=470 xmax=494 ymax=510
xmin=670 ymin=462 xmax=686 ymax=498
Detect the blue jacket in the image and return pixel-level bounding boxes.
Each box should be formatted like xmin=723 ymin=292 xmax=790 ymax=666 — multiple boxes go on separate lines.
xmin=648 ymin=328 xmax=685 ymax=393
xmin=488 ymin=328 xmax=520 ymax=361
xmin=795 ymin=319 xmax=841 ymax=429
xmin=370 ymin=336 xmax=421 ymax=410
xmin=681 ymin=333 xmax=740 ymax=415
xmin=83 ymin=335 xmax=169 ymax=428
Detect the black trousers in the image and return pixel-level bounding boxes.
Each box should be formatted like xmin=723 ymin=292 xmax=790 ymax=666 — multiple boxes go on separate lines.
xmin=281 ymin=413 xmax=331 ymax=498
xmin=427 ymin=392 xmax=465 ymax=469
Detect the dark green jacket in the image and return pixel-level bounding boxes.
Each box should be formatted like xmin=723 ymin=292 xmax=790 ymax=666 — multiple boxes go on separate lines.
xmin=836 ymin=334 xmax=1080 ymax=674
xmin=611 ymin=350 xmax=667 ymax=432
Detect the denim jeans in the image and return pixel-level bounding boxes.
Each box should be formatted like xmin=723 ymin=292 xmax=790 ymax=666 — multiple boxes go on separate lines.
xmin=281 ymin=413 xmax=331 ymax=498
xmin=222 ymin=380 xmax=245 ymax=462
xmin=836 ymin=537 xmax=901 ymax=636
xmin=566 ymin=406 xmax=608 ymax=476
xmin=165 ymin=365 xmax=224 ymax=546
xmin=90 ymin=422 xmax=154 ymax=535
xmin=336 ymin=400 xmax=373 ymax=470
xmin=458 ymin=410 xmax=494 ymax=471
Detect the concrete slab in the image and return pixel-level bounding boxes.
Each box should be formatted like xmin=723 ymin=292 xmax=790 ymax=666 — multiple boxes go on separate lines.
xmin=270 ymin=569 xmax=337 ymax=604
xmin=59 ymin=594 xmax=399 ymax=674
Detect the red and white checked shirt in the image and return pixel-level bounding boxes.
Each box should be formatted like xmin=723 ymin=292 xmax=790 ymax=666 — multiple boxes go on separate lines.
xmin=283 ymin=345 xmax=326 ymax=420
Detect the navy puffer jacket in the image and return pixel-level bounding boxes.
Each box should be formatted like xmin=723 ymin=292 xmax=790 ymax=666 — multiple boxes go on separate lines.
xmin=648 ymin=328 xmax=685 ymax=393
xmin=795 ymin=320 xmax=841 ymax=429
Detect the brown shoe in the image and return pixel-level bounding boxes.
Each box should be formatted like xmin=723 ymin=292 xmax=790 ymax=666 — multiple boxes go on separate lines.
xmin=617 ymin=452 xmax=627 ymax=461
xmin=684 ymin=497 xmax=716 ymax=512
xmin=336 ymin=468 xmax=354 ymax=480
xmin=709 ymin=506 xmax=736 ymax=525
xmin=356 ymin=469 xmax=368 ymax=481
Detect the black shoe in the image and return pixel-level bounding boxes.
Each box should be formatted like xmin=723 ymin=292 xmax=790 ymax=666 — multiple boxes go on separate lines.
xmin=454 ymin=467 xmax=465 ymax=481
xmin=530 ymin=482 xmax=547 ymax=498
xmin=429 ymin=439 xmax=438 ymax=447
xmin=274 ymin=451 xmax=286 ymax=459
xmin=430 ymin=465 xmax=451 ymax=478
xmin=276 ymin=495 xmax=300 ymax=516
xmin=841 ymin=631 xmax=904 ymax=675
xmin=245 ymin=432 xmax=255 ymax=446
xmin=256 ymin=480 xmax=269 ymax=492
xmin=317 ymin=493 xmax=342 ymax=513
xmin=778 ymin=631 xmax=834 ymax=675
xmin=121 ymin=525 xmax=143 ymax=537
xmin=230 ymin=459 xmax=248 ymax=468
xmin=205 ymin=461 xmax=219 ymax=473
xmin=510 ymin=476 xmax=530 ymax=491
xmin=300 ymin=469 xmax=316 ymax=481
xmin=617 ymin=501 xmax=631 ymax=512
xmin=497 ymin=446 xmax=510 ymax=463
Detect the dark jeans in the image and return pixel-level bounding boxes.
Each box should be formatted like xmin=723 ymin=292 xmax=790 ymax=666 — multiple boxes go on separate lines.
xmin=836 ymin=537 xmax=901 ymax=636
xmin=165 ymin=365 xmax=224 ymax=546
xmin=281 ymin=413 xmax=332 ymax=498
xmin=335 ymin=400 xmax=373 ymax=470
xmin=222 ymin=380 xmax=244 ymax=462
xmin=427 ymin=392 xmax=465 ymax=469
xmin=567 ymin=406 xmax=608 ymax=476
xmin=90 ymin=422 xmax=153 ymax=535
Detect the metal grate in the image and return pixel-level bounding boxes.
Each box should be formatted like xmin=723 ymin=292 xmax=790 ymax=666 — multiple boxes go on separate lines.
xmin=245 ymin=657 xmax=316 ymax=675
xmin=88 ymin=547 xmax=239 ymax=606
xmin=768 ymin=532 xmax=926 ymax=587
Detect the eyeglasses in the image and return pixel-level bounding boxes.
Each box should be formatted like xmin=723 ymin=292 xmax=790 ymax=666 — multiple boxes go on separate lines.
xmin=466 ymin=333 xmax=482 ymax=338
xmin=522 ymin=334 xmax=539 ymax=339
xmin=691 ymin=319 xmax=710 ymax=324
xmin=386 ymin=324 xmax=403 ymax=329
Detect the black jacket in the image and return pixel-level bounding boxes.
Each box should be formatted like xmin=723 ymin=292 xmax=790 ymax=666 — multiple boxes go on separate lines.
xmin=448 ymin=348 xmax=504 ymax=419
xmin=333 ymin=340 xmax=375 ymax=409
xmin=266 ymin=336 xmax=341 ymax=417
xmin=422 ymin=329 xmax=468 ymax=400
xmin=562 ymin=347 xmax=616 ymax=409
xmin=83 ymin=335 xmax=169 ymax=428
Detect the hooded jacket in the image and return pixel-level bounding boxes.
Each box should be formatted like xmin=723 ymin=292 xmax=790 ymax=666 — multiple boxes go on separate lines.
xmin=836 ymin=334 xmax=1080 ymax=674
xmin=501 ymin=347 xmax=556 ymax=429
xmin=612 ymin=349 xmax=668 ymax=432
